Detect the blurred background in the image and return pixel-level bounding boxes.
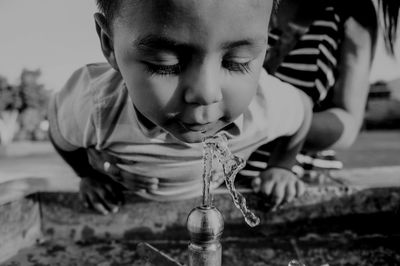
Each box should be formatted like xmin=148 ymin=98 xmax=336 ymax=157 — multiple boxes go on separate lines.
xmin=0 ymin=0 xmax=399 ymax=145
xmin=0 ymin=0 xmax=102 ymax=145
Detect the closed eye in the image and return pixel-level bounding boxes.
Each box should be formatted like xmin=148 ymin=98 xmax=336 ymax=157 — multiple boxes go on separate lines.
xmin=222 ymin=60 xmax=251 ymax=74
xmin=143 ymin=62 xmax=182 ymax=76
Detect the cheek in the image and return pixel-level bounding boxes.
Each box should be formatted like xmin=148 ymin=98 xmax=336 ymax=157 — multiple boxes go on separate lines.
xmin=114 ymin=42 xmax=176 ymax=117
xmin=223 ymin=77 xmax=258 ymax=118
xmin=222 ymin=60 xmax=263 ymax=118
xmin=125 ymin=74 xmax=179 ymax=120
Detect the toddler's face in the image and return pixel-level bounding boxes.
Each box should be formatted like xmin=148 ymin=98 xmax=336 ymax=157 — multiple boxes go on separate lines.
xmin=110 ymin=0 xmax=272 ymax=143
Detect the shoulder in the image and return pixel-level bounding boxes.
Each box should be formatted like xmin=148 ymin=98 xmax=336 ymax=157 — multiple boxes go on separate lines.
xmin=254 ymin=70 xmax=306 ymax=136
xmin=337 ymin=0 xmax=377 ymax=33
xmin=55 ymin=63 xmax=124 ymax=111
xmin=332 ymin=0 xmax=378 ymax=56
xmin=257 ymin=70 xmax=305 ymax=121
xmin=49 ymin=63 xmax=125 ymax=149
xmin=60 ymin=63 xmax=122 ymax=99
xmin=258 ymin=69 xmax=301 ymax=100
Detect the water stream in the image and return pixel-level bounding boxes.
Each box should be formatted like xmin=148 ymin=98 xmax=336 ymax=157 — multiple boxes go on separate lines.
xmin=202 ymin=134 xmax=260 ymax=227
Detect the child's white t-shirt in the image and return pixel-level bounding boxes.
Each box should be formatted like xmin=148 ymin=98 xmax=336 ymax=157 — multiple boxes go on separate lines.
xmin=48 ymin=63 xmax=305 ymax=201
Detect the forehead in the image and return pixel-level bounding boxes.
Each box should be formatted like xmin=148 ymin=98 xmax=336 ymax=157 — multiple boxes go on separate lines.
xmin=115 ymin=0 xmax=272 ymax=43
xmin=118 ymin=0 xmax=270 ymax=18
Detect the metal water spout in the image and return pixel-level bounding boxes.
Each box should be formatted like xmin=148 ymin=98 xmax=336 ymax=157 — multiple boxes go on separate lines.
xmin=137 ymin=205 xmax=224 ymax=266
xmin=187 ymin=205 xmax=224 ymax=266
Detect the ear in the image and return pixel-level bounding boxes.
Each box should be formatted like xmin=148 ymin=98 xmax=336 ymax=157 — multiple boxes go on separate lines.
xmin=94 ymin=13 xmax=119 ymax=71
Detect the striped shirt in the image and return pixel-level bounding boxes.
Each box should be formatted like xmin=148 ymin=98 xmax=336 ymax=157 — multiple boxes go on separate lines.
xmin=268 ymin=3 xmax=344 ymax=107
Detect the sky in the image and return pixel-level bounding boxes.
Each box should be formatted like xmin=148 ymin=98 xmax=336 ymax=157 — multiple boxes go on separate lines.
xmin=0 ymin=0 xmax=400 ymax=91
xmin=0 ymin=0 xmax=103 ymax=90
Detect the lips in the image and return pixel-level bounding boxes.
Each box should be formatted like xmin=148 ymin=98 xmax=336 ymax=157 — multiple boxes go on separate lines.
xmin=179 ymin=121 xmax=214 ymax=132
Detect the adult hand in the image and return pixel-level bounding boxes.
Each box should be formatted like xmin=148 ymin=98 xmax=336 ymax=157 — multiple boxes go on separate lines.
xmin=86 ymin=147 xmax=159 ymax=191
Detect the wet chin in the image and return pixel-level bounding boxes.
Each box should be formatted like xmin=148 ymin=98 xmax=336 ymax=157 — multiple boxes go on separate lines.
xmin=174 ymin=131 xmax=205 ymax=143
xmin=164 ymin=121 xmax=227 ymax=144
xmin=170 ymin=128 xmax=223 ymax=144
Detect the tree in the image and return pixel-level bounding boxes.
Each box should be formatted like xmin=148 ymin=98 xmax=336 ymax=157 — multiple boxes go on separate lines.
xmin=15 ymin=69 xmax=50 ymax=141
xmin=0 ymin=69 xmax=51 ymax=144
xmin=0 ymin=76 xmax=19 ymax=144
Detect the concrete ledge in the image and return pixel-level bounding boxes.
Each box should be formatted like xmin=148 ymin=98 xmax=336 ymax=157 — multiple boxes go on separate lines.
xmin=0 ymin=141 xmax=54 ymax=158
xmin=1 ymin=165 xmax=399 ymax=205
xmin=0 ymin=196 xmax=41 ymax=263
xmin=0 ymin=164 xmax=397 ymax=243
xmin=40 ymin=187 xmax=400 ymax=242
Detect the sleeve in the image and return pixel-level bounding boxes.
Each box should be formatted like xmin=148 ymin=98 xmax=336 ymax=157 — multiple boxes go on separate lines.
xmin=258 ymin=69 xmax=306 ymax=141
xmin=47 ymin=66 xmax=96 ymax=151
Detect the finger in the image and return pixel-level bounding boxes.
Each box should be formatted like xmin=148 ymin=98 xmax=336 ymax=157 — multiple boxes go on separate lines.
xmin=295 ymin=180 xmax=306 ymax=197
xmin=285 ymin=181 xmax=296 ymax=204
xmin=86 ymin=191 xmax=110 ymax=215
xmin=80 ymin=193 xmax=91 ymax=210
xmin=102 ymin=184 xmax=120 ymax=204
xmin=94 ymin=189 xmax=121 ymax=214
xmin=109 ymin=204 xmax=120 ymax=214
xmin=79 ymin=180 xmax=96 ymax=209
xmin=272 ymin=182 xmax=285 ymax=210
xmin=251 ymin=177 xmax=261 ymax=193
xmin=92 ymin=202 xmax=110 ymax=215
xmin=260 ymin=179 xmax=275 ymax=196
xmin=83 ymin=192 xmax=99 ymax=212
xmin=103 ymin=183 xmax=124 ymax=206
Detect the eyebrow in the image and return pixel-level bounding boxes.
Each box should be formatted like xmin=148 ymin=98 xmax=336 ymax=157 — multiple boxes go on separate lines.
xmin=135 ymin=35 xmax=190 ymax=51
xmin=134 ymin=34 xmax=267 ymax=52
xmin=221 ymin=38 xmax=267 ymax=50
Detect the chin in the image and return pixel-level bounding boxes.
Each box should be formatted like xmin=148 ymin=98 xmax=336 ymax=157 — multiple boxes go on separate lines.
xmin=175 ymin=131 xmax=205 ymax=143
xmin=170 ymin=127 xmax=223 ymax=144
xmin=163 ymin=120 xmax=228 ymax=144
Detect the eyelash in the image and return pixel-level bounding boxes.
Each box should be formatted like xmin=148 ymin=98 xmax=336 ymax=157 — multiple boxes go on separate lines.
xmin=145 ymin=63 xmax=181 ymax=76
xmin=144 ymin=60 xmax=251 ymax=76
xmin=222 ymin=61 xmax=251 ymax=74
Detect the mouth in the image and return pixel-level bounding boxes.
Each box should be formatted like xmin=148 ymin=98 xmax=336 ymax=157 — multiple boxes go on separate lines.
xmin=179 ymin=121 xmax=214 ymax=133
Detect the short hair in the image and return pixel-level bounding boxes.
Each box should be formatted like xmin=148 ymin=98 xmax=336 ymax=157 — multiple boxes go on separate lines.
xmin=379 ymin=0 xmax=399 ymax=54
xmin=96 ymin=0 xmax=121 ymax=23
xmin=96 ymin=0 xmax=281 ymax=23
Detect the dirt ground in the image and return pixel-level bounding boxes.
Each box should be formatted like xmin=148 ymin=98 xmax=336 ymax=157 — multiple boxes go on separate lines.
xmin=3 ymin=230 xmax=400 ymax=266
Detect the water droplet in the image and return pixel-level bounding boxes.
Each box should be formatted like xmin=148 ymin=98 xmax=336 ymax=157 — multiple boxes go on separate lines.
xmin=288 ymin=259 xmax=305 ymax=266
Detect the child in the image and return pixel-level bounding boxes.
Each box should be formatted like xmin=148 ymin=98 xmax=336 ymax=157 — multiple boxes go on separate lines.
xmin=48 ymin=0 xmax=312 ymax=215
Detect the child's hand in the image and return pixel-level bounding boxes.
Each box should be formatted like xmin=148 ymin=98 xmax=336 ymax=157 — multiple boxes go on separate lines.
xmin=79 ymin=175 xmax=125 ymax=215
xmin=87 ymin=147 xmax=159 ymax=191
xmin=252 ymin=167 xmax=305 ymax=210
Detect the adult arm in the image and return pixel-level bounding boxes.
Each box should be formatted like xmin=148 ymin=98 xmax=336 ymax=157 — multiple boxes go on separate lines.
xmin=268 ymin=90 xmax=313 ymax=169
xmin=304 ymin=16 xmax=377 ymax=151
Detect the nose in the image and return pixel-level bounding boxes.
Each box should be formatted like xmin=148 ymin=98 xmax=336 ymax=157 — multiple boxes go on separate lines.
xmin=183 ymin=60 xmax=222 ymax=105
